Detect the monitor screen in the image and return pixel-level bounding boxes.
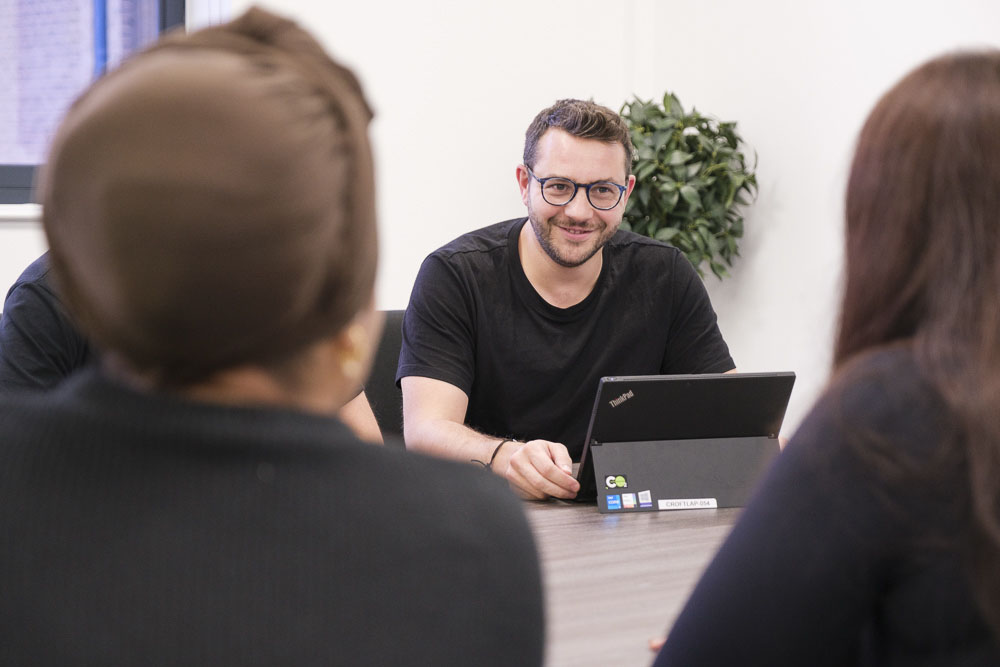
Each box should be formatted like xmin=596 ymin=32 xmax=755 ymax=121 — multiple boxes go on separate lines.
xmin=0 ymin=0 xmax=185 ymax=203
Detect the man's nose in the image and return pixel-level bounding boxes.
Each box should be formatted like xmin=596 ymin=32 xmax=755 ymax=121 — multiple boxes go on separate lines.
xmin=563 ymin=188 xmax=592 ymax=221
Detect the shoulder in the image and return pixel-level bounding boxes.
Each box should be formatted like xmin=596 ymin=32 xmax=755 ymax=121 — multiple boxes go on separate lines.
xmin=428 ymin=218 xmax=523 ymax=262
xmin=827 ymin=345 xmax=944 ymax=435
xmin=412 ymin=219 xmax=522 ymax=292
xmin=605 ymin=229 xmax=691 ymax=274
xmin=5 ymin=252 xmax=57 ymax=301
xmin=603 ymin=229 xmax=703 ymax=299
xmin=791 ymin=344 xmax=951 ymax=468
xmin=607 ymin=228 xmax=684 ymax=258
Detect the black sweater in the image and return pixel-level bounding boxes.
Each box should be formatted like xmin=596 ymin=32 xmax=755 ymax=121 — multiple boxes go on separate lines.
xmin=0 ymin=370 xmax=543 ymax=666
xmin=656 ymin=346 xmax=999 ymax=665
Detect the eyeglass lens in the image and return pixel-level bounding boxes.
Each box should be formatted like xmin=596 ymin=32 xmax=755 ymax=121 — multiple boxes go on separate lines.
xmin=540 ymin=178 xmax=622 ymax=210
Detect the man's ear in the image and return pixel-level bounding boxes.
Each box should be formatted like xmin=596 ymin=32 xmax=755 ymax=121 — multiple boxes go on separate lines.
xmin=620 ymin=174 xmax=637 ymax=209
xmin=516 ymin=164 xmax=532 ymax=207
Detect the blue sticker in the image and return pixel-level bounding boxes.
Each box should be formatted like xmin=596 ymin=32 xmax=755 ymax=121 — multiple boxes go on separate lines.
xmin=606 ymin=494 xmax=622 ymax=510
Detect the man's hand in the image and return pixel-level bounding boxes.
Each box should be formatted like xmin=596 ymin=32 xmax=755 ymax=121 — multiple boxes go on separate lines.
xmin=494 ymin=439 xmax=579 ymax=500
xmin=402 ymin=376 xmax=580 ymax=499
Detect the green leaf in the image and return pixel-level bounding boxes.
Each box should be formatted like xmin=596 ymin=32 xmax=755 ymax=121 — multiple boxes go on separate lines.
xmin=637 ymin=144 xmax=656 ymax=161
xmin=635 ymin=161 xmax=658 ymax=182
xmin=709 ymin=261 xmax=729 ymax=279
xmin=652 ymin=130 xmax=674 ymax=148
xmin=636 ymin=186 xmax=650 ymax=209
xmin=667 ymin=150 xmax=692 ymax=166
xmin=679 ymin=185 xmax=702 ymax=210
xmin=654 ymin=227 xmax=680 ymax=242
xmin=665 ymin=189 xmax=680 ymax=210
xmin=724 ymin=183 xmax=736 ymax=209
xmin=626 ymin=101 xmax=647 ymax=125
xmin=663 ymin=92 xmax=684 ymax=116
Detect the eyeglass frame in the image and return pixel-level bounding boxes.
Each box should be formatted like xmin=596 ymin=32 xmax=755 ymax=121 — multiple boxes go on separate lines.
xmin=525 ymin=167 xmax=628 ymax=211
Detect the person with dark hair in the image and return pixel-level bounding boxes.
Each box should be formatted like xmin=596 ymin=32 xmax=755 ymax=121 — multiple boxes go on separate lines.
xmin=653 ymin=51 xmax=1000 ymax=665
xmin=0 ymin=8 xmax=543 ymax=666
xmin=398 ymin=98 xmax=734 ymax=500
xmin=0 ymin=252 xmax=385 ymax=443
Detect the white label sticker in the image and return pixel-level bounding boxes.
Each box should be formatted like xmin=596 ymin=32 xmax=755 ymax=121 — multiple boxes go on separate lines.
xmin=657 ymin=498 xmax=718 ymax=511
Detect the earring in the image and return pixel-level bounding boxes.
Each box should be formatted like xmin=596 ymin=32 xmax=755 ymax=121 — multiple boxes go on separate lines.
xmin=338 ymin=324 xmax=368 ymax=381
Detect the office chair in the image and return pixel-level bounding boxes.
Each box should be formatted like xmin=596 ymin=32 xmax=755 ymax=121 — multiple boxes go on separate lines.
xmin=364 ymin=309 xmax=405 ymax=446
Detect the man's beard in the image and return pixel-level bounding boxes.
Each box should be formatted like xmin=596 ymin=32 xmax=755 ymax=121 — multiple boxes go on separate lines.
xmin=527 ymin=209 xmax=617 ymax=268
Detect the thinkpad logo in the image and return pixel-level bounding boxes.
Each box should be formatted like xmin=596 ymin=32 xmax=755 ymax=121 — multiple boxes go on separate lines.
xmin=608 ymin=389 xmax=634 ymax=408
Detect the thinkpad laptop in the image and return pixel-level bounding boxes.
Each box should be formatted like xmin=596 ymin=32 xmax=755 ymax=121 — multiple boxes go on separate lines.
xmin=574 ymin=372 xmax=795 ymax=513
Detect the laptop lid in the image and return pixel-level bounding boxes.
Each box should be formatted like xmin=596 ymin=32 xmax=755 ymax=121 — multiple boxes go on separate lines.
xmin=575 ymin=372 xmax=795 ymax=504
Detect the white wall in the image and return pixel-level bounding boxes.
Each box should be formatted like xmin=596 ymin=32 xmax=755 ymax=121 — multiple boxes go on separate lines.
xmin=3 ymin=0 xmax=999 ymax=435
xmin=0 ymin=206 xmax=47 ymax=298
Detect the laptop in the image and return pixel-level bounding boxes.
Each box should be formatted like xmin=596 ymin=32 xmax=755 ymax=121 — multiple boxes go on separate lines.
xmin=574 ymin=372 xmax=795 ymax=513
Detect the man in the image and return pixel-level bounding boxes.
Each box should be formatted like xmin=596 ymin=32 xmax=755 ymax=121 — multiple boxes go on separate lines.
xmin=0 ymin=8 xmax=543 ymax=665
xmin=398 ymin=99 xmax=734 ymax=500
xmin=0 ymin=252 xmax=385 ymax=443
xmin=0 ymin=253 xmax=91 ymax=389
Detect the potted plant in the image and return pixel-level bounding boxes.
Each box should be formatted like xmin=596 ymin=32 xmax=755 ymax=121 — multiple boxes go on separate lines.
xmin=620 ymin=93 xmax=757 ymax=279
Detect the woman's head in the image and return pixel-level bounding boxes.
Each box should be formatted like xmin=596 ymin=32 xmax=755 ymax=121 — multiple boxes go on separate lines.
xmin=837 ymin=51 xmax=1000 ymax=367
xmin=41 ymin=8 xmax=378 ymax=386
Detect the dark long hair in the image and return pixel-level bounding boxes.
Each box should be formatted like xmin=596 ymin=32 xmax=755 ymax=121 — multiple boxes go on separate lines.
xmin=836 ymin=51 xmax=1000 ymax=632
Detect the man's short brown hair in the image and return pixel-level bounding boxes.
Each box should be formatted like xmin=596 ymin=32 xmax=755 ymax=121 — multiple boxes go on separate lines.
xmin=523 ymin=99 xmax=634 ymax=177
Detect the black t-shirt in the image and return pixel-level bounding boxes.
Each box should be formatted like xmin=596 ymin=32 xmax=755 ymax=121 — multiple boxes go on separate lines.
xmin=0 ymin=252 xmax=92 ymax=394
xmin=397 ymin=218 xmax=734 ymax=459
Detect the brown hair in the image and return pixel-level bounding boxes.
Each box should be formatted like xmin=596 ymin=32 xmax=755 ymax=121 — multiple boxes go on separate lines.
xmin=523 ymin=99 xmax=634 ymax=177
xmin=836 ymin=50 xmax=1000 ymax=632
xmin=40 ymin=8 xmax=377 ymax=385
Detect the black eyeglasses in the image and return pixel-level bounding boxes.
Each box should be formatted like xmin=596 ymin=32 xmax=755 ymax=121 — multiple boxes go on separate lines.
xmin=526 ymin=167 xmax=627 ymax=211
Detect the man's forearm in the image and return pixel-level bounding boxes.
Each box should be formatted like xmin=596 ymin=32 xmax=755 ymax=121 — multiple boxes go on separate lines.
xmin=405 ymin=418 xmax=508 ymax=468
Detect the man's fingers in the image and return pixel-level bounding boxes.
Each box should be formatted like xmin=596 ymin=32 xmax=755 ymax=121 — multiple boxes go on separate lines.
xmin=546 ymin=441 xmax=574 ymax=475
xmin=505 ymin=441 xmax=578 ymax=499
xmin=506 ymin=468 xmax=552 ymax=500
xmin=508 ymin=465 xmax=575 ymax=499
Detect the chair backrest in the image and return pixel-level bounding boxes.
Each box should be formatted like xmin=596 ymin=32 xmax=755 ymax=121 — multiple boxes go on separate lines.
xmin=364 ymin=309 xmax=405 ymax=445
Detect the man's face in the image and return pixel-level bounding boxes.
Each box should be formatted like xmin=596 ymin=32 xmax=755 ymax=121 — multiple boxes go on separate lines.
xmin=518 ymin=128 xmax=635 ymax=269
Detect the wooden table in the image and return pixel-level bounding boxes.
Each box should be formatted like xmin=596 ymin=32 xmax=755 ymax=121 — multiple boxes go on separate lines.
xmin=523 ymin=501 xmax=740 ymax=667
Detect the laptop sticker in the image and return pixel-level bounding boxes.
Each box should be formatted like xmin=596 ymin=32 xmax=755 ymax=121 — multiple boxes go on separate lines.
xmin=604 ymin=474 xmax=627 ymax=489
xmin=657 ymin=498 xmax=718 ymax=511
